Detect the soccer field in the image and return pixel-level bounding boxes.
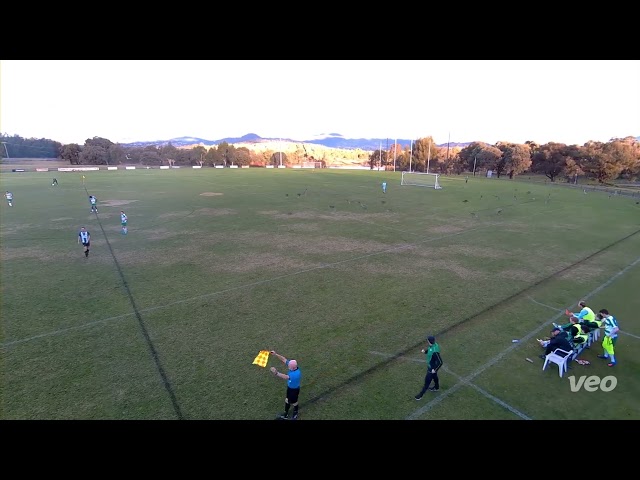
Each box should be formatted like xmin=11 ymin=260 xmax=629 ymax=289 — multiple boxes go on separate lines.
xmin=1 ymin=168 xmax=639 ymax=420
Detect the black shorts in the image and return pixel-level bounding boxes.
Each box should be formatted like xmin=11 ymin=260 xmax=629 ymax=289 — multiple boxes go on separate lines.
xmin=286 ymin=387 xmax=300 ymax=404
xmin=82 ymin=241 xmax=90 ymax=247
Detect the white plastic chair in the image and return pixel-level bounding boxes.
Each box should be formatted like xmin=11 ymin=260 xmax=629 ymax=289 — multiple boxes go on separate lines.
xmin=542 ymin=348 xmax=574 ymax=378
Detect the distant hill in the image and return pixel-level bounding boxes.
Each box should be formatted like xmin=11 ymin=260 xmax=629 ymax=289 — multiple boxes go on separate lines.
xmin=121 ymin=133 xmax=472 ymax=151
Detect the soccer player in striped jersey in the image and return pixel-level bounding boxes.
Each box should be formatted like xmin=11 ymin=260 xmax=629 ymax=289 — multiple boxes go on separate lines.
xmin=5 ymin=191 xmax=13 ymax=207
xmin=597 ymin=308 xmax=619 ymax=367
xmin=78 ymin=227 xmax=91 ymax=257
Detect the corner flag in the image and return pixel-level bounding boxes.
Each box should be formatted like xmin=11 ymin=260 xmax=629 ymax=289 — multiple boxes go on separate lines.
xmin=252 ymin=350 xmax=270 ymax=368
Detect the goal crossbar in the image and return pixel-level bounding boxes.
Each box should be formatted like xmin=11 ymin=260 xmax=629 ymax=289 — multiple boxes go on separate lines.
xmin=400 ymin=171 xmax=442 ymax=189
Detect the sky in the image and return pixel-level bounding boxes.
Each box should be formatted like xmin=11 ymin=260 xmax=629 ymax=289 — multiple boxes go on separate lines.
xmin=1 ymin=60 xmax=638 ymax=146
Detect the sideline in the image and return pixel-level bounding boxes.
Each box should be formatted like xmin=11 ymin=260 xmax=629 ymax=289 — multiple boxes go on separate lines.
xmin=406 ymin=255 xmax=640 ymax=420
xmin=527 ymin=296 xmax=640 ymax=340
xmin=371 ymin=351 xmax=531 ymax=420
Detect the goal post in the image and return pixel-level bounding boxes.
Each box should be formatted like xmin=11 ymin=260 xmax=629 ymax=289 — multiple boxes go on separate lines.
xmin=400 ymin=171 xmax=442 ymax=189
xmin=301 ymin=161 xmax=323 ymax=168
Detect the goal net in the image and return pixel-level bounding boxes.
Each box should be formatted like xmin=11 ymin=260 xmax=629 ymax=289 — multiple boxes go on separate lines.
xmin=401 ymin=171 xmax=442 ymax=189
xmin=301 ymin=161 xmax=323 ymax=168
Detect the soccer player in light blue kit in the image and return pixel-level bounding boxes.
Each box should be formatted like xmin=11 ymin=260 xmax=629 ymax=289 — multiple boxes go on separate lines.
xmin=5 ymin=191 xmax=14 ymax=207
xmin=382 ymin=181 xmax=387 ymax=193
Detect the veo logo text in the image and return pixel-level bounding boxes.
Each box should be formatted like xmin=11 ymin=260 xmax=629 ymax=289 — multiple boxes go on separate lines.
xmin=569 ymin=375 xmax=617 ymax=392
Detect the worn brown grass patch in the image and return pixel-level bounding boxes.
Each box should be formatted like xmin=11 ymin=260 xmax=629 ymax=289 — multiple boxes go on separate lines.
xmin=158 ymin=211 xmax=192 ymax=219
xmin=101 ymin=200 xmax=139 ymax=207
xmin=557 ymin=264 xmax=605 ymax=283
xmin=239 ymin=232 xmax=394 ymax=255
xmin=260 ymin=210 xmax=396 ymax=222
xmin=2 ymin=245 xmax=79 ymax=262
xmin=428 ymin=225 xmax=466 ymax=234
xmin=217 ymin=252 xmax=316 ymax=273
xmin=276 ymin=223 xmax=321 ymax=232
xmin=144 ymin=228 xmax=190 ymax=241
xmin=348 ymin=257 xmax=489 ymax=280
xmin=0 ymin=223 xmax=36 ymax=236
xmin=497 ymin=268 xmax=540 ymax=282
xmin=413 ymin=244 xmax=506 ymax=260
xmin=194 ymin=208 xmax=236 ymax=216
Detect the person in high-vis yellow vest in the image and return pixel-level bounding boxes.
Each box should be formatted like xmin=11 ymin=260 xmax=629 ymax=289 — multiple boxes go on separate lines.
xmin=561 ymin=316 xmax=589 ymax=348
xmin=571 ymin=300 xmax=595 ymax=321
xmin=557 ymin=300 xmax=597 ymax=331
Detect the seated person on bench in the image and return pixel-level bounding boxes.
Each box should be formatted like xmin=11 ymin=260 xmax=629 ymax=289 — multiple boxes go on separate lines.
xmin=538 ymin=327 xmax=573 ymax=359
xmin=562 ymin=316 xmax=590 ymax=347
xmin=561 ymin=300 xmax=597 ymax=332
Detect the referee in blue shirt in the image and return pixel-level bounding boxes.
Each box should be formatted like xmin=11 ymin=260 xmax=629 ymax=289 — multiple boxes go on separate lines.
xmin=270 ymin=350 xmax=302 ymax=420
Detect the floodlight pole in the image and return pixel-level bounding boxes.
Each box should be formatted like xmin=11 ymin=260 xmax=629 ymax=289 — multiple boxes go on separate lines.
xmin=393 ymin=138 xmax=397 ymax=172
xmin=473 ymin=155 xmax=477 ymax=176
xmin=446 ymin=132 xmax=450 ymax=163
xmin=1 ymin=142 xmax=9 ymax=158
xmin=409 ymin=140 xmax=413 ymax=172
xmin=386 ymin=138 xmax=389 ymax=172
xmin=427 ymin=140 xmax=431 ymax=173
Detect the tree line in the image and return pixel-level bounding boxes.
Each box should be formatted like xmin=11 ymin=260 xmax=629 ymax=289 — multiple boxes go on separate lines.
xmin=368 ymin=136 xmax=640 ymax=182
xmin=2 ymin=133 xmax=639 ymax=182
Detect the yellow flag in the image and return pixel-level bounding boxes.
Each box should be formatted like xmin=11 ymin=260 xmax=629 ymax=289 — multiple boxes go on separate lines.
xmin=252 ymin=350 xmax=270 ymax=368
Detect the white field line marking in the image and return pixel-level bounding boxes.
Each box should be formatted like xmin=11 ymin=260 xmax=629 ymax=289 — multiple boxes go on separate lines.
xmin=619 ymin=330 xmax=640 ymax=340
xmin=371 ymin=351 xmax=531 ymax=420
xmin=526 ymin=297 xmax=640 ymax=341
xmin=440 ymin=365 xmax=532 ymax=420
xmin=1 ymin=226 xmax=489 ymax=349
xmin=527 ymin=296 xmax=563 ymax=312
xmin=2 ymin=196 xmax=565 ymax=348
xmin=406 ymin=255 xmax=640 ymax=420
xmin=0 ymin=205 xmax=603 ymax=349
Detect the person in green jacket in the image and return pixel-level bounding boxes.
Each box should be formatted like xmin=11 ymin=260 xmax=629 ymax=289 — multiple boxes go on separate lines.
xmin=415 ymin=335 xmax=443 ymax=400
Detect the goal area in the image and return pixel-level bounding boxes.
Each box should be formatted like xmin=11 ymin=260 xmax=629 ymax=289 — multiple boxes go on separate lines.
xmin=400 ymin=171 xmax=442 ymax=189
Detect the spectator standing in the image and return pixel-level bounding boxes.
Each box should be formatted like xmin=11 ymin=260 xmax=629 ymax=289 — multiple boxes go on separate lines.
xmin=415 ymin=335 xmax=443 ymax=400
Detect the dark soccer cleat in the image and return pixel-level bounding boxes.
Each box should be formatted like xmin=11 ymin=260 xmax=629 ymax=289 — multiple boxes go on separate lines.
xmin=414 ymin=395 xmax=423 ymax=401
xmin=428 ymin=387 xmax=439 ymax=392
